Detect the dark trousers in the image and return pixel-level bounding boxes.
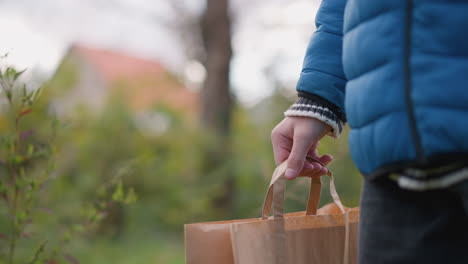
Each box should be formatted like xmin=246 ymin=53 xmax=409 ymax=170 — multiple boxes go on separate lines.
xmin=359 ymin=178 xmax=468 ymax=264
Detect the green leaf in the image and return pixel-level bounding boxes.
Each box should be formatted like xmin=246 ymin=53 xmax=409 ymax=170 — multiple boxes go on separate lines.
xmin=6 ymin=67 xmax=15 ymax=77
xmin=32 ymin=86 xmax=43 ymax=101
xmin=28 ymin=144 xmax=34 ymax=156
xmin=124 ymin=187 xmax=137 ymax=204
xmin=5 ymin=89 xmax=12 ymax=101
xmin=13 ymin=68 xmax=27 ymax=81
xmin=112 ymin=181 xmax=124 ymax=202
xmin=17 ymin=211 xmax=27 ymax=223
xmin=28 ymin=240 xmax=48 ymax=264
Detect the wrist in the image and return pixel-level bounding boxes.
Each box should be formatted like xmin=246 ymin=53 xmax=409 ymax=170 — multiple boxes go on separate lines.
xmin=284 ymin=96 xmax=345 ymax=138
xmin=287 ymin=115 xmax=332 ymax=135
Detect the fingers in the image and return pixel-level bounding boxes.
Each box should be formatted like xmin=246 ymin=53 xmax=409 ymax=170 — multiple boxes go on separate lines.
xmin=300 ymin=154 xmax=334 ymax=178
xmin=285 ymin=131 xmax=315 ymax=180
xmin=271 ymin=124 xmax=293 ymax=166
xmin=301 ymin=162 xmax=327 ymax=178
xmin=302 ymin=161 xmax=316 ymax=171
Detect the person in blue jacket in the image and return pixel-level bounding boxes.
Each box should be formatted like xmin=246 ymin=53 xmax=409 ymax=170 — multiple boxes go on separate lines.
xmin=271 ymin=0 xmax=468 ymax=262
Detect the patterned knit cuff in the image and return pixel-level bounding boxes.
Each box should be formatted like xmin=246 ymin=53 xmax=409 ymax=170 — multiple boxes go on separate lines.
xmin=284 ymin=96 xmax=345 ymax=138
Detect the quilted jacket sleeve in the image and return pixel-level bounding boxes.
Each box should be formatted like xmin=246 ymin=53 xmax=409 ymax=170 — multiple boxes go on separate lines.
xmin=285 ymin=0 xmax=347 ymax=137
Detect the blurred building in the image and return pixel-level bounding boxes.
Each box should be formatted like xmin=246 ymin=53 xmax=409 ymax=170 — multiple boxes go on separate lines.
xmin=50 ymin=43 xmax=198 ymax=133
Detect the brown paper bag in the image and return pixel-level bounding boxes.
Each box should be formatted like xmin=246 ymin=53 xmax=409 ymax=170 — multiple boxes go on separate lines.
xmin=185 ymin=159 xmax=359 ymax=264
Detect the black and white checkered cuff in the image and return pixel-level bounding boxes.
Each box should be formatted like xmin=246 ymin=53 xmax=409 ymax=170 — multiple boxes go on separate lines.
xmin=284 ymin=97 xmax=345 ymax=138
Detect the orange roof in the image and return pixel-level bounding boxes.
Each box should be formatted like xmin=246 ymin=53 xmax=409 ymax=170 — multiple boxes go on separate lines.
xmin=73 ymin=44 xmax=165 ymax=82
xmin=71 ymin=44 xmax=198 ymax=113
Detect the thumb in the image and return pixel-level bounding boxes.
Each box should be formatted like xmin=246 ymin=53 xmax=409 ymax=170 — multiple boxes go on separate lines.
xmin=286 ymin=133 xmax=314 ymax=180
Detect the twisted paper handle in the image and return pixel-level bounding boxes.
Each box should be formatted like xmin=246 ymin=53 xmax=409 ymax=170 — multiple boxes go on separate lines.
xmin=261 ymin=158 xmax=350 ymax=264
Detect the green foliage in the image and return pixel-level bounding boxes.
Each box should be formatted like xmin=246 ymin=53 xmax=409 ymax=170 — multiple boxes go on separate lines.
xmin=0 ymin=66 xmax=133 ymax=264
xmin=0 ymin=66 xmax=56 ymax=263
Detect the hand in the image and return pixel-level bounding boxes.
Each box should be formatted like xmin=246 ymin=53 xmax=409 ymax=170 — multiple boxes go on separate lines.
xmin=271 ymin=116 xmax=333 ymax=180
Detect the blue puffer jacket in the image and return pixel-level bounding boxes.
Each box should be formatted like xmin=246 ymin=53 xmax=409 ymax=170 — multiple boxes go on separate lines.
xmin=297 ymin=0 xmax=468 ymax=177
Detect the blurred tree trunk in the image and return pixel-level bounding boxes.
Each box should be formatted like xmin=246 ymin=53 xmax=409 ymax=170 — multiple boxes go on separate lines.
xmin=200 ymin=0 xmax=234 ymax=214
xmin=201 ymin=0 xmax=232 ymax=136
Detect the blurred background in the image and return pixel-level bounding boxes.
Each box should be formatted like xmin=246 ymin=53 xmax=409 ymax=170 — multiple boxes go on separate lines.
xmin=0 ymin=0 xmax=361 ymax=263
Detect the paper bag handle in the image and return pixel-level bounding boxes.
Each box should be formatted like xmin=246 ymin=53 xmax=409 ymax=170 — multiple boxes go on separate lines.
xmin=261 ymin=157 xmax=345 ymax=219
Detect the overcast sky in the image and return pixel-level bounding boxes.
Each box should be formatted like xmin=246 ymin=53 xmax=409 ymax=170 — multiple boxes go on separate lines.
xmin=0 ymin=0 xmax=319 ymax=105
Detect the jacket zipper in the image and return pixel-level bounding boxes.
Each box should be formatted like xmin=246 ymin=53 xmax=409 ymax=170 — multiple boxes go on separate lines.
xmin=404 ymin=0 xmax=425 ymax=162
